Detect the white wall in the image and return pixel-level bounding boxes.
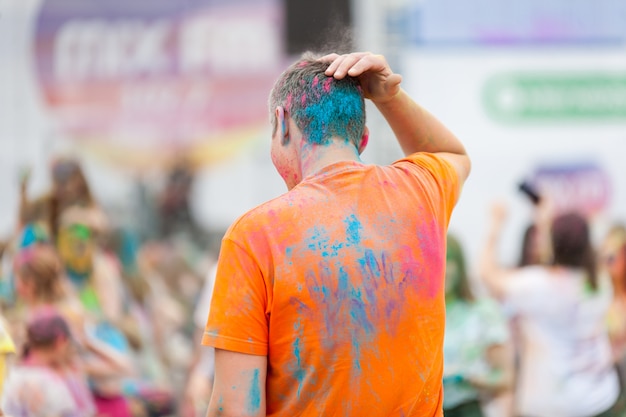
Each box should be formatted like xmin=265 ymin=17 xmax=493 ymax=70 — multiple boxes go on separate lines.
xmin=401 ymin=48 xmax=626 ymax=268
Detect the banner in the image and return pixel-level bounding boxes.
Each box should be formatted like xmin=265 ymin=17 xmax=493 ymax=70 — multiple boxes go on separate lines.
xmin=35 ymin=0 xmax=284 ymax=168
xmin=531 ymin=162 xmax=612 ymax=217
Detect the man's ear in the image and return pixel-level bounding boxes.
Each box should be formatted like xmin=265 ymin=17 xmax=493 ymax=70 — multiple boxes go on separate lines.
xmin=358 ymin=126 xmax=369 ymax=154
xmin=275 ymin=106 xmax=290 ymax=145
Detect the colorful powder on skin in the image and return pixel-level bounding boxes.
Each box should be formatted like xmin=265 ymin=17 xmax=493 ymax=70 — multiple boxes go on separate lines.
xmin=247 ymin=369 xmax=261 ymax=414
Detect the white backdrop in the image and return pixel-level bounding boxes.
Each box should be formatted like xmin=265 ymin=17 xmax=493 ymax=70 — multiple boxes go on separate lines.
xmin=2 ymin=0 xmax=626 ymax=275
xmin=401 ymin=48 xmax=626 ymax=269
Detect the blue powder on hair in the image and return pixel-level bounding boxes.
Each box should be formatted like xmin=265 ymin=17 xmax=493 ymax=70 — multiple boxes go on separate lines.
xmin=290 ymin=75 xmax=364 ymax=146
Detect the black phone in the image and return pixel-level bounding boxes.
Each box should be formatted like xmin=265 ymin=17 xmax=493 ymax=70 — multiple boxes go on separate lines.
xmin=518 ymin=181 xmax=541 ymax=205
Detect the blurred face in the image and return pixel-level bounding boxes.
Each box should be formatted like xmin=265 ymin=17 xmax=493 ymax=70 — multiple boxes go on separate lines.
xmin=35 ymin=338 xmax=72 ymax=367
xmin=606 ymin=247 xmax=626 ymax=280
xmin=14 ymin=272 xmax=33 ymax=301
xmin=57 ymin=224 xmax=94 ymax=275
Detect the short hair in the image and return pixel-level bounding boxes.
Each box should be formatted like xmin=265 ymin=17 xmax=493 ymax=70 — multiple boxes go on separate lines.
xmin=268 ymin=52 xmax=366 ymax=148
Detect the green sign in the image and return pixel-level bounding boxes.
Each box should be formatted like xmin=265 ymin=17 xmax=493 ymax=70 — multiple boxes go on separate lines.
xmin=483 ymin=73 xmax=626 ymax=123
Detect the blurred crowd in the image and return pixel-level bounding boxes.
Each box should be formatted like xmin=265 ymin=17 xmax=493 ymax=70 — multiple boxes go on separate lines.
xmin=0 ymin=157 xmax=217 ymax=417
xmin=443 ymin=197 xmax=626 ymax=417
xmin=0 ymin=154 xmax=625 ymax=417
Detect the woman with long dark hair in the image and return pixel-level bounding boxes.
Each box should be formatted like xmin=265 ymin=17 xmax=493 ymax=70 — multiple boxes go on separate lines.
xmin=481 ymin=210 xmax=620 ymax=417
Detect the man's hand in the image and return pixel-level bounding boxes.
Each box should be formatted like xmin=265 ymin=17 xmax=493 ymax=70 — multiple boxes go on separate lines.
xmin=320 ymin=52 xmax=402 ymax=104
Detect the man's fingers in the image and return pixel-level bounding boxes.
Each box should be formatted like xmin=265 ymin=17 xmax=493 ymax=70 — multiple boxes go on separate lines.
xmin=345 ymin=54 xmax=387 ymax=78
xmin=319 ymin=53 xmax=340 ymax=63
xmin=323 ymin=52 xmax=372 ymax=79
xmin=323 ymin=54 xmax=347 ymax=77
xmin=327 ymin=55 xmax=362 ymax=79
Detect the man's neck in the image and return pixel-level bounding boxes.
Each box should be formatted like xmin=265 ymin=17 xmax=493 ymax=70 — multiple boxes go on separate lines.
xmin=299 ymin=137 xmax=362 ymax=180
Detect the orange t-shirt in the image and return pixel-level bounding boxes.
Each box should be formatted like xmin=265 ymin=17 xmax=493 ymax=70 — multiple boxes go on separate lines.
xmin=203 ymin=153 xmax=460 ymax=416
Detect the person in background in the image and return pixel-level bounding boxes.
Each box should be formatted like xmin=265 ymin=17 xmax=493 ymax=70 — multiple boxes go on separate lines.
xmin=48 ymin=157 xmax=108 ymax=241
xmin=478 ymin=200 xmax=550 ymax=417
xmin=603 ymin=224 xmax=626 ymax=415
xmin=481 ymin=207 xmax=620 ymax=417
xmin=443 ymin=234 xmax=512 ymax=417
xmin=182 ymin=262 xmax=217 ymax=417
xmin=2 ymin=308 xmax=95 ymax=417
xmin=17 ymin=157 xmax=107 ymax=244
xmin=10 ymin=243 xmax=135 ymax=417
xmin=0 ymin=312 xmax=15 ymax=401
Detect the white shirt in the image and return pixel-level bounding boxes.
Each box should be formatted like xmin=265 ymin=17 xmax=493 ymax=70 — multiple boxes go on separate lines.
xmin=2 ymin=366 xmax=86 ymax=417
xmin=504 ymin=266 xmax=619 ymax=417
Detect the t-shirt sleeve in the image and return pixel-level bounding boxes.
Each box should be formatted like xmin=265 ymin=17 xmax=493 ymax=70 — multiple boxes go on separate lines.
xmin=396 ymin=152 xmax=461 ymax=222
xmin=202 ymin=236 xmax=269 ymax=356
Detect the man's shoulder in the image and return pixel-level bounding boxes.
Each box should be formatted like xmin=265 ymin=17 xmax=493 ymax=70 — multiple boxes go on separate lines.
xmin=393 ymin=152 xmax=453 ymax=173
xmin=224 ymin=191 xmax=301 ymax=236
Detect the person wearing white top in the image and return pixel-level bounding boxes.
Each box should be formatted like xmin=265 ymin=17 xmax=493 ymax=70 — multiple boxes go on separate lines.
xmin=481 ymin=207 xmax=620 ymax=417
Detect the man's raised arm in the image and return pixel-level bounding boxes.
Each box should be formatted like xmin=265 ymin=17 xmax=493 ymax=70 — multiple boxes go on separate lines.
xmin=322 ymin=52 xmax=471 ymax=184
